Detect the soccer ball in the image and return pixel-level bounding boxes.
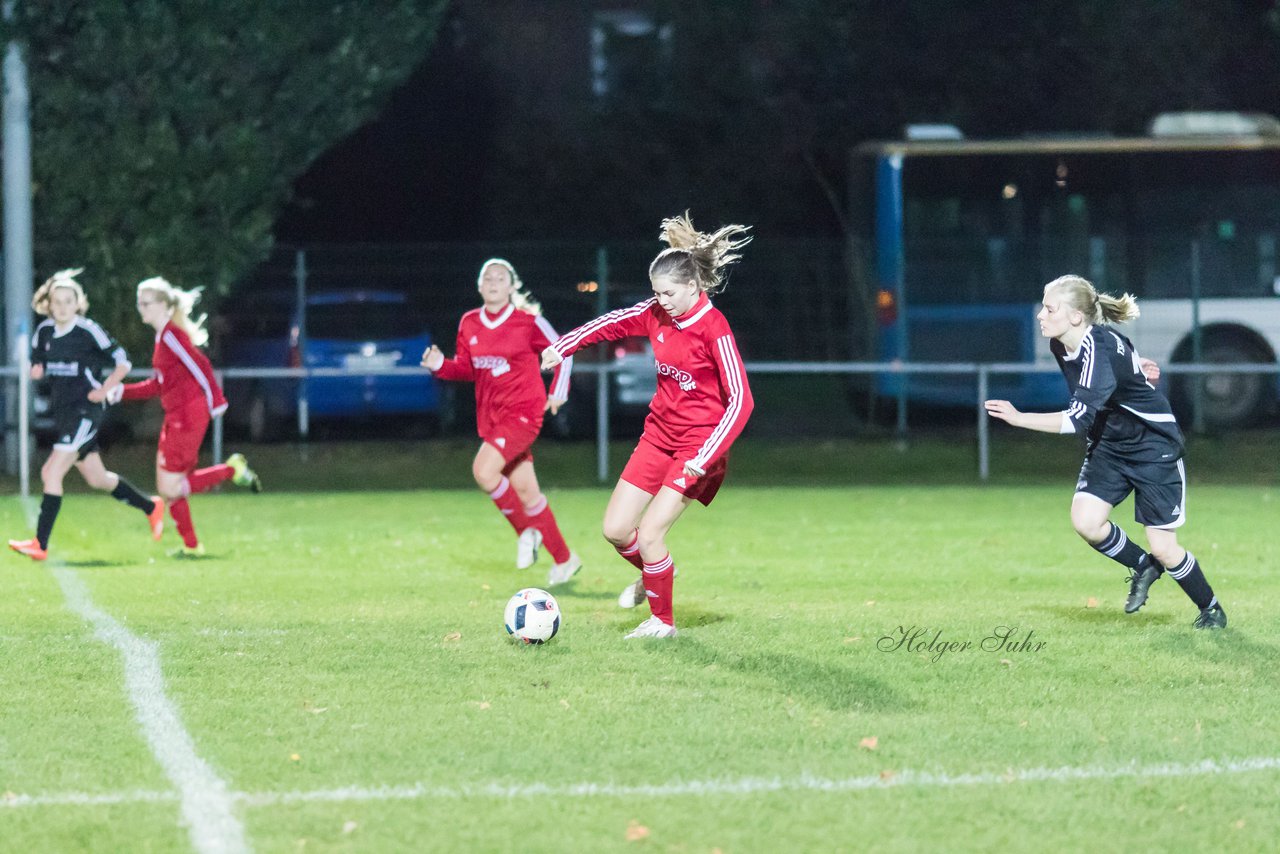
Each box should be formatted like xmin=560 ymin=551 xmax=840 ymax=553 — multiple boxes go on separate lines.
xmin=504 ymin=588 xmax=561 ymax=644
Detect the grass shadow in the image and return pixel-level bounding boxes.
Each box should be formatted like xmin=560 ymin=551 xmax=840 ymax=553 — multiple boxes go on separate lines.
xmin=1030 ymin=603 xmax=1178 ymax=627
xmin=648 ymin=636 xmax=916 ymax=714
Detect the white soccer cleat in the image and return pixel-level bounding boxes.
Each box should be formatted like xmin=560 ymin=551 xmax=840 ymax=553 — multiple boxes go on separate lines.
xmin=624 ymin=616 xmax=678 ymax=639
xmin=618 ymin=575 xmax=645 ymax=608
xmin=547 ymin=552 xmax=582 ymax=586
xmin=516 ymin=528 xmax=543 ymax=570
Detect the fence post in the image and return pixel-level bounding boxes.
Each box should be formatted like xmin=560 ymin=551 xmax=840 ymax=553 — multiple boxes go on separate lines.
xmin=977 ymin=366 xmax=989 ymax=482
xmin=595 ymin=245 xmax=610 ymax=484
xmin=1189 ymin=240 xmax=1205 ymax=434
xmin=295 ymin=248 xmax=310 ymax=440
xmin=212 ymin=369 xmax=224 ymax=464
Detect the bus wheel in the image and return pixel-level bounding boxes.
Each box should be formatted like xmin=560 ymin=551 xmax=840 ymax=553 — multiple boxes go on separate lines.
xmin=1171 ymin=338 xmax=1276 ymax=431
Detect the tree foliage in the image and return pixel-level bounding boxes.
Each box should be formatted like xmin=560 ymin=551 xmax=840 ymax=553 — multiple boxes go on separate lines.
xmin=4 ymin=0 xmax=446 ymax=349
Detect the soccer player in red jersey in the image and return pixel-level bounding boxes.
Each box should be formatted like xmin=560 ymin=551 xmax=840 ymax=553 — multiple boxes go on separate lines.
xmin=421 ymin=258 xmax=582 ymax=585
xmin=116 ymin=277 xmax=261 ymax=556
xmin=542 ymin=214 xmax=755 ymax=638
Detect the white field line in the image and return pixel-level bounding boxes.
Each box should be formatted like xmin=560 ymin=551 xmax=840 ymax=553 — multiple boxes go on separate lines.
xmin=28 ymin=502 xmax=249 ymax=854
xmin=6 ymin=756 xmax=1280 ymax=811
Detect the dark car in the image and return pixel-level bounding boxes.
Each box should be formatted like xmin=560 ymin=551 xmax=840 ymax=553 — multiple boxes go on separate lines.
xmin=216 ymin=290 xmax=443 ymax=440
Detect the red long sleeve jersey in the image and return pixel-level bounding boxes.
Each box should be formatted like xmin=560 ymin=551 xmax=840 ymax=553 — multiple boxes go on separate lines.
xmin=553 ymin=294 xmax=753 ymax=473
xmin=432 ymin=304 xmax=572 ymax=430
xmin=120 ymin=321 xmax=228 ymax=416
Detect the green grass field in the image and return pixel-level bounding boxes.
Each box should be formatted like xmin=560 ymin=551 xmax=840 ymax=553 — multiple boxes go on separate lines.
xmin=1 ymin=436 xmax=1278 ymax=852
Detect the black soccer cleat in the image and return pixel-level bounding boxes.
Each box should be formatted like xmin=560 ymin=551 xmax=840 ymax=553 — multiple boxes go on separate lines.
xmin=1124 ymin=555 xmax=1162 ymax=614
xmin=1193 ymin=604 xmax=1227 ymax=630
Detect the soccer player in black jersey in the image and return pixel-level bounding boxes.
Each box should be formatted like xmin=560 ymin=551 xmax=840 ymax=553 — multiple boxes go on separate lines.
xmin=985 ymin=274 xmax=1227 ymax=630
xmin=8 ymin=270 xmax=165 ymax=561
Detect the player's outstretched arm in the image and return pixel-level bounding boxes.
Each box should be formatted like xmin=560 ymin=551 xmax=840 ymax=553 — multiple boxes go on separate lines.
xmin=420 ymin=344 xmax=445 ymax=371
xmin=984 ymin=399 xmax=1068 ymax=433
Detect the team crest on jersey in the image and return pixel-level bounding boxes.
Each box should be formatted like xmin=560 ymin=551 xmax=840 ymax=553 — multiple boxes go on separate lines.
xmin=655 ymin=359 xmax=696 ymax=391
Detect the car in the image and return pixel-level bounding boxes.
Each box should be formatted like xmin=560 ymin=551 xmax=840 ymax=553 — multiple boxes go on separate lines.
xmin=215 ymin=289 xmax=444 ymax=440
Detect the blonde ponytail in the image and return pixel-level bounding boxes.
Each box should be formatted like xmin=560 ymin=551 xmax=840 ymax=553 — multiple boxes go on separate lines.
xmin=137 ymin=276 xmax=210 ymax=346
xmin=1044 ymin=274 xmax=1139 ymax=325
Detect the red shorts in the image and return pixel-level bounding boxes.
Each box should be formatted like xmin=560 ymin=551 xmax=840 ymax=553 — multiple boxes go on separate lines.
xmin=620 ymin=437 xmax=729 ymax=507
xmin=481 ymin=412 xmax=542 ymax=474
xmin=158 ymin=397 xmax=211 ymax=474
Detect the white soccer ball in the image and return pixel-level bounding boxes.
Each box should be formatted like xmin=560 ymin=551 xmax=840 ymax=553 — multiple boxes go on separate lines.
xmin=504 ymin=587 xmax=561 ymax=644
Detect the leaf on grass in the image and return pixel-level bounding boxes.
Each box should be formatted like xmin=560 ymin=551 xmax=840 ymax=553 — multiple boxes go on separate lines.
xmin=477 ymin=701 xmax=491 ymax=710
xmin=560 ymin=699 xmax=570 ymax=709
xmin=443 ymin=632 xmax=462 ymax=642
xmin=1000 ymin=659 xmax=1013 ymax=667
xmin=864 ymin=600 xmax=876 ymax=607
xmin=843 ymin=636 xmax=861 ymax=643
xmin=2 ymin=791 xmax=15 ymax=802
xmin=1233 ymin=820 xmax=1246 ymax=830
xmin=1086 ymin=597 xmax=1099 ymax=608
xmin=859 ymin=736 xmax=878 ymax=750
xmin=308 ymin=707 xmax=328 ymax=714
xmin=625 ymin=820 xmax=650 ymax=842
xmin=342 ymin=821 xmax=358 ymax=835
xmin=879 ymin=769 xmax=896 ymax=782
xmin=481 ymin=584 xmax=491 ymax=591
xmin=289 ymin=753 xmax=301 ymax=762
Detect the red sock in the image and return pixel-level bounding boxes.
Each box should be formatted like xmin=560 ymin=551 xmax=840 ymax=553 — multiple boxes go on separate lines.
xmin=615 ymin=529 xmax=644 ymax=570
xmin=169 ymin=497 xmax=199 ymax=548
xmin=487 ymin=477 xmax=528 ymax=534
xmin=186 ymin=464 xmax=234 ymax=494
xmin=642 ymin=554 xmax=675 ymax=626
xmin=523 ymin=496 xmax=570 ymax=563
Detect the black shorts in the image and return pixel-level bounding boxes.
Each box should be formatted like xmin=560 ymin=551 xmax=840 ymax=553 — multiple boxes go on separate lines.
xmin=51 ymin=408 xmax=103 ymax=460
xmin=1075 ymin=446 xmax=1187 ymax=529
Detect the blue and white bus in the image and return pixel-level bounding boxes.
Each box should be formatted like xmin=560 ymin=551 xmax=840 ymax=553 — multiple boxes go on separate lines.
xmin=851 ymin=113 xmax=1280 ymax=428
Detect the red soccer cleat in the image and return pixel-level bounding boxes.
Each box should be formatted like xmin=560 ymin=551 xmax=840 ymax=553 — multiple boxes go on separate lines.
xmin=8 ymin=538 xmax=48 ymax=561
xmin=147 ymin=496 xmax=166 ymax=541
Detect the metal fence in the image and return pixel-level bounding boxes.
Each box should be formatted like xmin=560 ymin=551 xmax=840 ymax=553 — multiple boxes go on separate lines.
xmin=5 ymin=360 xmax=1276 ymax=497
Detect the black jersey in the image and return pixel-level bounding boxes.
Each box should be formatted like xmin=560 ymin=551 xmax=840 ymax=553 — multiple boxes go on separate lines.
xmin=30 ymin=317 xmax=130 ymax=413
xmin=1051 ymin=325 xmax=1184 ymax=463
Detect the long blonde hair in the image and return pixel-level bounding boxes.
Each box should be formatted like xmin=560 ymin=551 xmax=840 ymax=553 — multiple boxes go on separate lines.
xmin=32 ymin=268 xmax=89 ymax=317
xmin=648 ymin=212 xmax=752 ymax=295
xmin=477 ymin=258 xmax=540 ymax=315
xmin=137 ymin=276 xmax=210 ymax=346
xmin=1044 ymin=274 xmax=1140 ymax=324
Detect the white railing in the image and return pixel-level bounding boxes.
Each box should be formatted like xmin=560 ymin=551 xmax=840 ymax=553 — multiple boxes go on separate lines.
xmin=3 ymin=361 xmax=1276 ymax=495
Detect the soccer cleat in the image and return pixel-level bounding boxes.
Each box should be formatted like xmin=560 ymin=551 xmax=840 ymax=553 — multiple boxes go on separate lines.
xmin=226 ymin=453 xmax=262 ymax=493
xmin=1193 ymin=604 xmax=1227 ymax=630
xmin=8 ymin=538 xmax=48 ymax=561
xmin=516 ymin=527 xmax=543 ymax=570
xmin=547 ymin=552 xmax=582 ymax=586
xmin=147 ymin=496 xmax=166 ymax=541
xmin=167 ymin=543 xmax=206 ymax=559
xmin=618 ymin=575 xmax=645 ymax=608
xmin=1124 ymin=555 xmax=1162 ymax=614
xmin=624 ymin=616 xmax=678 ymax=639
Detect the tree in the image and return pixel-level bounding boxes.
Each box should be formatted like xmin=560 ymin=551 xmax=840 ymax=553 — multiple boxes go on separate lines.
xmin=3 ymin=0 xmax=447 ymax=349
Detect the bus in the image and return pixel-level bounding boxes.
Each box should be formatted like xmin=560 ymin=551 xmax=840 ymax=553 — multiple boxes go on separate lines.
xmin=851 ymin=112 xmax=1280 ymax=429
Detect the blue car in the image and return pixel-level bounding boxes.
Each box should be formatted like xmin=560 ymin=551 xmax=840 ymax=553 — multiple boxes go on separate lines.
xmin=216 ymin=290 xmax=442 ymax=440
